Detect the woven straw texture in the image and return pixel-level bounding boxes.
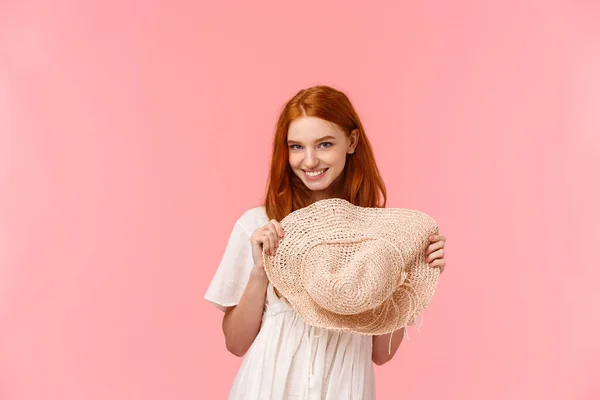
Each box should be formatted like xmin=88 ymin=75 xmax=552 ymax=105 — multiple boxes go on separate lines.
xmin=263 ymin=198 xmax=440 ymax=335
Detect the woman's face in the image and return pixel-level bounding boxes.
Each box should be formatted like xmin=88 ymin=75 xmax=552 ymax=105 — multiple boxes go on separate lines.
xmin=287 ymin=116 xmax=358 ymax=201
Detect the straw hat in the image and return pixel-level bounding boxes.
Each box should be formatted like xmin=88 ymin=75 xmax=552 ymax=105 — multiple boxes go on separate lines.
xmin=262 ymin=198 xmax=440 ymax=335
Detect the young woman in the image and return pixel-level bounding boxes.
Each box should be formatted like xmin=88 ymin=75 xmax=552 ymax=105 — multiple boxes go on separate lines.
xmin=205 ymin=85 xmax=447 ymax=399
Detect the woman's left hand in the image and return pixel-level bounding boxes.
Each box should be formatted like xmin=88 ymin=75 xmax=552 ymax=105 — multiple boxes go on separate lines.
xmin=425 ymin=234 xmax=446 ymax=273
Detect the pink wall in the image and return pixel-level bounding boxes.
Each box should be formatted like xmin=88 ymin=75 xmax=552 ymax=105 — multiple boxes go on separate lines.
xmin=1 ymin=1 xmax=599 ymax=399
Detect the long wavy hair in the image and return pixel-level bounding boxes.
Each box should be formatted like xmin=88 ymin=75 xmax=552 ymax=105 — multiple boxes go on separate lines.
xmin=264 ymin=85 xmax=387 ymax=221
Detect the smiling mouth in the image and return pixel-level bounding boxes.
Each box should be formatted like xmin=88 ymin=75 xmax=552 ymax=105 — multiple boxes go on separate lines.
xmin=303 ymin=168 xmax=328 ymax=177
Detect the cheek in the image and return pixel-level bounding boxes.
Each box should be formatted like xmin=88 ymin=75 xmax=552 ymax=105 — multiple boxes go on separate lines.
xmin=288 ymin=154 xmax=301 ymax=169
xmin=326 ymin=150 xmax=348 ymax=169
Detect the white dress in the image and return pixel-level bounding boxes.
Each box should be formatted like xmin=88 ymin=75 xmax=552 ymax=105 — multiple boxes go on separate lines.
xmin=205 ymin=206 xmax=411 ymax=399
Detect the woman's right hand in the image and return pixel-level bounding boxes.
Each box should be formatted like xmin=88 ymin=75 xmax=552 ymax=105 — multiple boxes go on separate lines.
xmin=250 ymin=219 xmax=284 ymax=267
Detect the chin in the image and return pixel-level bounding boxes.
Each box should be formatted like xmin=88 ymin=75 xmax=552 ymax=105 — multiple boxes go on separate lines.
xmin=302 ymin=178 xmax=324 ymax=187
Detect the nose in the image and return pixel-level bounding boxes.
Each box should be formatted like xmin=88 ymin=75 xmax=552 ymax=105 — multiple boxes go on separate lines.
xmin=304 ymin=149 xmax=319 ymax=168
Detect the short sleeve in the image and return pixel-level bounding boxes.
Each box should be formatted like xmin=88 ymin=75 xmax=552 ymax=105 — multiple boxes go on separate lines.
xmin=204 ymin=219 xmax=254 ymax=312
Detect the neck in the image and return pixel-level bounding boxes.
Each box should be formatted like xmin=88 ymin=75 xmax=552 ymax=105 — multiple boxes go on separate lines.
xmin=310 ymin=171 xmax=345 ymax=203
xmin=311 ymin=191 xmax=339 ymax=203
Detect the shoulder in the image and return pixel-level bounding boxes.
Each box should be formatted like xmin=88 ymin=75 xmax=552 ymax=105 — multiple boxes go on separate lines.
xmin=235 ymin=205 xmax=269 ymax=234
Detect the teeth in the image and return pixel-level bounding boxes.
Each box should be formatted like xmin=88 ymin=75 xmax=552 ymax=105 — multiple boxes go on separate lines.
xmin=306 ymin=169 xmax=325 ymax=177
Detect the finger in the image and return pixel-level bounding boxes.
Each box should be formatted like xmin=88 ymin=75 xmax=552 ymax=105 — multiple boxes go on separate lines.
xmin=425 ymin=244 xmax=432 ymax=257
xmin=266 ymin=223 xmax=279 ymax=249
xmin=438 ymin=259 xmax=446 ymax=274
xmin=426 ymin=248 xmax=445 ymax=264
xmin=429 ymin=234 xmax=446 ymax=242
xmin=262 ymin=233 xmax=273 ymax=256
xmin=429 ymin=259 xmax=445 ymax=273
xmin=429 ymin=258 xmax=445 ymax=267
xmin=270 ymin=219 xmax=284 ymax=238
xmin=425 ymin=240 xmax=444 ymax=256
xmin=268 ymin=230 xmax=279 ymax=255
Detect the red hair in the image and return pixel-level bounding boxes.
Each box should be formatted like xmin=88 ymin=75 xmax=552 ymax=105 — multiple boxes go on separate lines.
xmin=264 ymin=85 xmax=387 ymax=221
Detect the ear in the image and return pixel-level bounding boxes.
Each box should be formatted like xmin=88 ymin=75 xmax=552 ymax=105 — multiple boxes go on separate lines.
xmin=348 ymin=129 xmax=360 ymax=154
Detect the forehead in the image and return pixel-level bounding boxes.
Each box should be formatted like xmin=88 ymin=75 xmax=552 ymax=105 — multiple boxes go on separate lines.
xmin=287 ymin=117 xmax=344 ymax=141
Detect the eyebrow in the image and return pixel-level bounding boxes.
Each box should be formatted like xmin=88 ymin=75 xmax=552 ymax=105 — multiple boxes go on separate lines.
xmin=287 ymin=135 xmax=336 ymax=144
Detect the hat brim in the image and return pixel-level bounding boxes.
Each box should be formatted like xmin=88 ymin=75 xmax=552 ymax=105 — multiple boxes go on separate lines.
xmin=263 ymin=198 xmax=440 ymax=335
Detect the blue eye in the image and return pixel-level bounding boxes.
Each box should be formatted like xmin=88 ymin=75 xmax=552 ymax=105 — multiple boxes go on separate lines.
xmin=289 ymin=142 xmax=332 ymax=150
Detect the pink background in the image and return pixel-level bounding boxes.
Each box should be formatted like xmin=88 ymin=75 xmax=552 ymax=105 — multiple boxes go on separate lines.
xmin=1 ymin=1 xmax=599 ymax=399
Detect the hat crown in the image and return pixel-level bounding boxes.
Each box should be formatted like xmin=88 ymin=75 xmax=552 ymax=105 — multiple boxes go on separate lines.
xmin=262 ymin=197 xmax=440 ymax=335
xmin=302 ymin=237 xmax=405 ymax=315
